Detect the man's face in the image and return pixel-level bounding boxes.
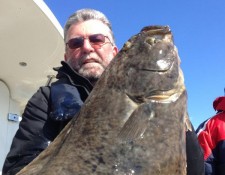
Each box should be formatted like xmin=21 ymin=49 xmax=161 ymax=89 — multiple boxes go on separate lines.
xmin=64 ymin=19 xmax=118 ymax=82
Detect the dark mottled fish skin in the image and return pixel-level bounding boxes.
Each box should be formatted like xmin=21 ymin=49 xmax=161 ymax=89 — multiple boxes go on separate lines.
xmin=17 ymin=25 xmax=189 ymax=175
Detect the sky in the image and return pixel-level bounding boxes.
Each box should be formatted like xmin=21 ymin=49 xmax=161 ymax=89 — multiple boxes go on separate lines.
xmin=44 ymin=0 xmax=225 ymax=129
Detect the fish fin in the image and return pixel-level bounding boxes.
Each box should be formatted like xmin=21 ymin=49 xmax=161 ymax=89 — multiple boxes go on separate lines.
xmin=118 ymin=104 xmax=154 ymax=142
xmin=185 ymin=114 xmax=192 ymax=132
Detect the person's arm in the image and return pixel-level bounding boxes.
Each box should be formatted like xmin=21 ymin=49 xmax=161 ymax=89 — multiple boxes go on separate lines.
xmin=43 ymin=82 xmax=84 ymax=141
xmin=186 ymin=123 xmax=205 ymax=175
xmin=196 ymin=118 xmax=216 ymax=175
xmin=2 ymin=86 xmax=51 ymax=175
xmin=197 ymin=114 xmax=225 ymax=175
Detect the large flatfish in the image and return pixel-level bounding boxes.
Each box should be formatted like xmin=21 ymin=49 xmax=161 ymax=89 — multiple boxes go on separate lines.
xmin=17 ymin=25 xmax=190 ymax=175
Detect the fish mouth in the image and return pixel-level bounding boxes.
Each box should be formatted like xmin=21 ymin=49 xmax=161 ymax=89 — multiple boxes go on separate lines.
xmin=126 ymin=85 xmax=185 ymax=104
xmin=147 ymin=85 xmax=186 ymax=103
xmin=149 ymin=93 xmax=179 ymax=102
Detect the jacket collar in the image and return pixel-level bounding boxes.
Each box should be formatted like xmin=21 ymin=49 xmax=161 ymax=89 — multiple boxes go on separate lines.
xmin=54 ymin=61 xmax=93 ymax=92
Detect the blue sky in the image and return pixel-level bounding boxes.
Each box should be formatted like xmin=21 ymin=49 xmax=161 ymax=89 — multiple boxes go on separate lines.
xmin=44 ymin=0 xmax=225 ymax=129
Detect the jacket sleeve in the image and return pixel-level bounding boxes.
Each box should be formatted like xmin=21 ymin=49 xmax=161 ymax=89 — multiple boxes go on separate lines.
xmin=43 ymin=83 xmax=84 ymax=141
xmin=186 ymin=123 xmax=205 ymax=175
xmin=2 ymin=86 xmax=51 ymax=175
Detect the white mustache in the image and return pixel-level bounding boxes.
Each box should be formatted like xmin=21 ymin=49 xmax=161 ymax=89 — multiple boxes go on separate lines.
xmin=80 ymin=54 xmax=101 ymax=65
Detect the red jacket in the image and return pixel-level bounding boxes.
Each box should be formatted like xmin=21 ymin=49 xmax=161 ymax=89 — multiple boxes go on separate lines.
xmin=196 ymin=96 xmax=225 ymax=175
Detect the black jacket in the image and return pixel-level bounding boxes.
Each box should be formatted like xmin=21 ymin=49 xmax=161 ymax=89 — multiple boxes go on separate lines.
xmin=2 ymin=61 xmax=93 ymax=175
xmin=2 ymin=61 xmax=204 ymax=175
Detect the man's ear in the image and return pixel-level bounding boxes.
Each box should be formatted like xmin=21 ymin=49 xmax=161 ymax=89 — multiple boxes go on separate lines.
xmin=113 ymin=46 xmax=119 ymax=57
xmin=64 ymin=53 xmax=68 ymax=61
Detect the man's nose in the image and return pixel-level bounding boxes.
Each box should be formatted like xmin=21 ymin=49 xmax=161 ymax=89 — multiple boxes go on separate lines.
xmin=81 ymin=39 xmax=94 ymax=53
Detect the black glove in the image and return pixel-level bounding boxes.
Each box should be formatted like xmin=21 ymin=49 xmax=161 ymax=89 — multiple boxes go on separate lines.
xmin=49 ymin=83 xmax=83 ymax=121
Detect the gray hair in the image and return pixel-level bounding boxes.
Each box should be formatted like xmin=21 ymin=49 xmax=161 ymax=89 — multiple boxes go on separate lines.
xmin=64 ymin=9 xmax=115 ymax=45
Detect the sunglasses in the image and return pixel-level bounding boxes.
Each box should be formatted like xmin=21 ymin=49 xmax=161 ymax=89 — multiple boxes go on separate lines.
xmin=66 ymin=34 xmax=112 ymax=49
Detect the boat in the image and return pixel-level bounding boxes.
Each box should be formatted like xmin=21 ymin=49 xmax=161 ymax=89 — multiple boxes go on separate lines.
xmin=0 ymin=0 xmax=64 ymax=172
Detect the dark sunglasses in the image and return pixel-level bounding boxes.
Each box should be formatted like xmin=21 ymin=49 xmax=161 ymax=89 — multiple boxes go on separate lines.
xmin=66 ymin=34 xmax=112 ymax=49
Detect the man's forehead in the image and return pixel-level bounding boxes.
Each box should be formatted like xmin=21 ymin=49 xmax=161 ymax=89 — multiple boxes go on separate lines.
xmin=66 ymin=20 xmax=112 ymax=41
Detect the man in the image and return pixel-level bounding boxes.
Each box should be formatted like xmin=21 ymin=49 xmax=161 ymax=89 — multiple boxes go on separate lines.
xmin=3 ymin=8 xmax=203 ymax=175
xmin=196 ymin=96 xmax=225 ymax=175
xmin=2 ymin=9 xmax=118 ymax=175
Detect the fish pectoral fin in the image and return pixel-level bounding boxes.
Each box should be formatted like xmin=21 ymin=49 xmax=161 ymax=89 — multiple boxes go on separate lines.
xmin=117 ymin=104 xmax=154 ymax=142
